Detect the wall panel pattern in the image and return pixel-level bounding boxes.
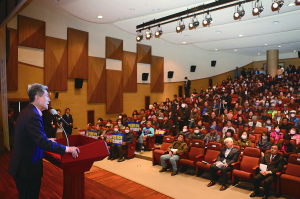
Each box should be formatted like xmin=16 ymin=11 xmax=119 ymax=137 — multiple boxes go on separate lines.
xmin=18 ymin=15 xmax=45 ymax=49
xmin=123 ymin=51 xmax=137 ymax=92
xmin=151 ymin=56 xmax=164 ymax=92
xmin=137 ymin=44 xmax=151 ymax=64
xmin=67 ymin=28 xmax=88 ymax=79
xmin=44 ymin=36 xmax=68 ymax=91
xmin=106 ymin=70 xmax=123 ymax=113
xmin=7 ymin=28 xmax=18 ymax=91
xmin=106 ymin=37 xmax=123 ymax=60
xmin=88 ymin=57 xmax=106 ymax=103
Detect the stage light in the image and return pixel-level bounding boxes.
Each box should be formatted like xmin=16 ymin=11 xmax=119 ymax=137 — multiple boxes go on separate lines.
xmin=234 ymin=3 xmax=245 ymax=19
xmin=202 ymin=12 xmax=213 ymax=26
xmin=297 ymin=0 xmax=300 ymax=3
xmin=189 ymin=14 xmax=199 ymax=29
xmin=253 ymin=0 xmax=264 ymax=14
xmin=272 ymin=0 xmax=284 ymax=10
xmin=146 ymin=29 xmax=152 ymax=40
xmin=155 ymin=25 xmax=163 ymax=37
xmin=176 ymin=18 xmax=185 ymax=33
xmin=136 ymin=30 xmax=143 ymax=42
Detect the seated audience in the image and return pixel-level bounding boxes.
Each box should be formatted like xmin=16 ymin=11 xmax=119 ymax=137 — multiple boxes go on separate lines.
xmin=191 ymin=126 xmax=205 ymax=141
xmin=108 ymin=126 xmax=134 ymax=162
xmin=204 ymin=125 xmax=221 ymax=146
xmin=151 ymin=116 xmax=160 ymax=129
xmin=263 ymin=117 xmax=274 ymax=132
xmin=132 ymin=110 xmax=138 ymax=117
xmin=117 ymin=119 xmax=124 ymax=129
xmin=122 ymin=114 xmax=131 ymax=125
xmin=248 ymin=115 xmax=262 ymax=131
xmin=277 ymin=134 xmax=296 ymax=160
xmin=236 ymin=131 xmax=253 ymax=153
xmin=105 ymin=120 xmax=113 ymax=128
xmin=207 ymin=138 xmax=239 ymax=191
xmin=138 ymin=121 xmax=154 ymax=151
xmin=289 ymin=110 xmax=299 ymax=127
xmin=289 ymin=127 xmax=300 ymax=145
xmin=159 ymin=133 xmax=188 ymax=176
xmin=140 ymin=116 xmax=147 ymax=125
xmin=273 ymin=110 xmax=283 ymax=124
xmin=270 ymin=125 xmax=283 ymax=144
xmin=159 ymin=116 xmax=171 ymax=134
xmin=220 ymin=129 xmax=237 ymax=147
xmin=256 ymin=131 xmax=272 ymax=156
xmin=189 ymin=108 xmax=199 ymax=128
xmin=207 ymin=111 xmax=217 ymax=125
xmin=280 ymin=117 xmax=293 ymax=132
xmin=211 ymin=99 xmax=220 ymax=112
xmin=222 ymin=120 xmax=236 ymax=137
xmin=175 ymin=125 xmax=191 ymax=140
xmin=196 ymin=120 xmax=206 ymax=130
xmin=251 ymin=145 xmax=283 ymax=199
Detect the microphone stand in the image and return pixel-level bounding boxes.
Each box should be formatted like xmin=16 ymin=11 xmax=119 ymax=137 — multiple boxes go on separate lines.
xmin=58 ymin=120 xmax=69 ymax=147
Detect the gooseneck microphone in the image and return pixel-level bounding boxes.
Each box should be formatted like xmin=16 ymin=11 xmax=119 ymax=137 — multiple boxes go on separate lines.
xmin=50 ymin=109 xmax=69 ymax=146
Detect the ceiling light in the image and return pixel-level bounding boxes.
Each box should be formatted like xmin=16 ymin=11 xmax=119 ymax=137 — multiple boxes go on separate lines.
xmin=234 ymin=49 xmax=237 ymax=51
xmin=146 ymin=28 xmax=152 ymax=40
xmin=155 ymin=25 xmax=163 ymax=38
xmin=176 ymin=18 xmax=185 ymax=33
xmin=258 ymin=53 xmax=260 ymax=55
xmin=182 ymin=42 xmax=187 ymax=44
xmin=239 ymin=34 xmax=243 ymax=37
xmin=265 ymin=44 xmax=268 ymax=46
xmin=185 ymin=35 xmax=190 ymax=38
xmin=273 ymin=21 xmax=279 ymax=24
xmin=272 ymin=0 xmax=284 ymax=10
xmin=97 ymin=15 xmax=103 ymax=19
xmin=189 ymin=14 xmax=199 ymax=29
xmin=202 ymin=11 xmax=213 ymax=26
xmin=216 ymin=30 xmax=221 ymax=33
xmin=130 ymin=8 xmax=135 ymax=10
xmin=252 ymin=0 xmax=264 ymax=15
xmin=136 ymin=30 xmax=143 ymax=42
xmin=234 ymin=3 xmax=245 ymax=19
xmin=152 ymin=9 xmax=160 ymax=11
xmin=215 ymin=49 xmax=218 ymax=51
xmin=278 ymin=46 xmax=281 ymax=47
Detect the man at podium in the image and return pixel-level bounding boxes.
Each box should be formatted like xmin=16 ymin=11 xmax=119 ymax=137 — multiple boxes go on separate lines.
xmin=8 ymin=83 xmax=80 ymax=199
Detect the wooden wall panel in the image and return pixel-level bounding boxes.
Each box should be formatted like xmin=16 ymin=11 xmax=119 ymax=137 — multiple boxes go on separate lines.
xmin=67 ymin=28 xmax=88 ymax=79
xmin=44 ymin=36 xmax=68 ymax=91
xmin=88 ymin=57 xmax=106 ymax=103
xmin=123 ymin=51 xmax=137 ymax=92
xmin=106 ymin=70 xmax=123 ymax=113
xmin=151 ymin=56 xmax=164 ymax=92
xmin=7 ymin=28 xmax=18 ymax=91
xmin=18 ymin=15 xmax=45 ymax=49
xmin=105 ymin=37 xmax=123 ymax=60
xmin=137 ymin=44 xmax=151 ymax=64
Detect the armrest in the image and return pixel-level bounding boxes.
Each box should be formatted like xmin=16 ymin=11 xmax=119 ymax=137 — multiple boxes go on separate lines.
xmin=212 ymin=158 xmax=217 ymax=163
xmin=151 ymin=147 xmax=160 ymax=151
xmin=231 ymin=162 xmax=240 ymax=170
xmin=252 ymin=165 xmax=260 ymax=176
xmin=196 ymin=154 xmax=205 ymax=162
xmin=180 ymin=152 xmax=188 ymax=159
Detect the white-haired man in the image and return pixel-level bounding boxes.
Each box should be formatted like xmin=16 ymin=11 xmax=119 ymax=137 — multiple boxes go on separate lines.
xmin=207 ymin=137 xmax=239 ymax=191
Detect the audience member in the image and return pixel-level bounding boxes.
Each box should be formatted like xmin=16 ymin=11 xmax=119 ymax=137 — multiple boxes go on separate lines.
xmin=204 ymin=125 xmax=221 ymax=146
xmin=256 ymin=132 xmax=272 ymax=156
xmin=277 ymin=134 xmax=296 ymax=160
xmin=236 ymin=131 xmax=253 ymax=153
xmin=138 ymin=121 xmax=154 ymax=151
xmin=62 ymin=108 xmax=73 ymax=135
xmin=220 ymin=129 xmax=237 ymax=147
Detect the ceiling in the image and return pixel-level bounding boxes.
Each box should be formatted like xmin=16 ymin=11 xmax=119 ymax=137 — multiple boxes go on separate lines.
xmin=31 ymin=0 xmax=300 ymax=56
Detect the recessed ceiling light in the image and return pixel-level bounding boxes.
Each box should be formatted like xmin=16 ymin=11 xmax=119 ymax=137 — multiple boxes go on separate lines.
xmin=294 ymin=50 xmax=297 ymax=52
xmin=216 ymin=30 xmax=221 ymax=33
xmin=234 ymin=49 xmax=237 ymax=51
xmin=288 ymin=2 xmax=295 ymax=6
xmin=182 ymin=42 xmax=186 ymax=44
xmin=97 ymin=15 xmax=103 ymax=19
xmin=185 ymin=35 xmax=190 ymax=38
xmin=273 ymin=21 xmax=279 ymax=24
xmin=265 ymin=44 xmax=268 ymax=46
xmin=239 ymin=34 xmax=243 ymax=37
xmin=118 ymin=17 xmax=124 ymax=20
xmin=152 ymin=9 xmax=160 ymax=11
xmin=215 ymin=49 xmax=218 ymax=51
xmin=278 ymin=46 xmax=281 ymax=48
xmin=258 ymin=53 xmax=260 ymax=55
xmin=130 ymin=8 xmax=135 ymax=10
xmin=53 ymin=0 xmax=59 ymax=2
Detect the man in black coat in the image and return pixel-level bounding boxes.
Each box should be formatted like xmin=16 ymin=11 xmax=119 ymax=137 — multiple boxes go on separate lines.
xmin=220 ymin=91 xmax=232 ymax=115
xmin=8 ymin=83 xmax=80 ymax=199
xmin=42 ymin=108 xmax=56 ymax=138
xmin=62 ymin=108 xmax=73 ymax=135
xmin=207 ymin=137 xmax=239 ymax=191
xmin=184 ymin=77 xmax=191 ymax=97
xmin=177 ymin=102 xmax=191 ymax=132
xmin=251 ymin=145 xmax=284 ymax=199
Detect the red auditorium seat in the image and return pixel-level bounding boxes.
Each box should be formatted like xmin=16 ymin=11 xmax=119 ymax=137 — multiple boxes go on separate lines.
xmin=195 ymin=142 xmax=222 ymax=175
xmin=152 ymin=136 xmax=174 ymax=165
xmin=180 ymin=140 xmax=205 ymax=171
xmin=232 ymin=147 xmax=261 ymax=184
xmin=254 ymin=127 xmax=268 ymax=134
xmin=279 ymin=154 xmax=300 ymax=198
xmin=123 ymin=131 xmax=137 ymax=159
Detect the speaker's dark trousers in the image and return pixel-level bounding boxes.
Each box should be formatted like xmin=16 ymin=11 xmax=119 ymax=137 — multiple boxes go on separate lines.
xmin=14 ymin=177 xmax=41 ymax=199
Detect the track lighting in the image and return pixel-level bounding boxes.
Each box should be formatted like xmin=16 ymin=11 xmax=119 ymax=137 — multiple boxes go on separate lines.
xmin=146 ymin=28 xmax=152 ymax=40
xmin=253 ymin=0 xmax=264 ymax=15
xmin=234 ymin=3 xmax=245 ymax=19
xmin=136 ymin=30 xmax=143 ymax=42
xmin=189 ymin=14 xmax=199 ymax=29
xmin=272 ymin=0 xmax=284 ymax=10
xmin=155 ymin=25 xmax=163 ymax=37
xmin=176 ymin=18 xmax=185 ymax=33
xmin=202 ymin=11 xmax=213 ymax=26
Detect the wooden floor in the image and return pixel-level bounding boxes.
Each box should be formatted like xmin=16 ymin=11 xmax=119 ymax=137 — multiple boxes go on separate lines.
xmin=0 ymin=152 xmax=172 ymax=199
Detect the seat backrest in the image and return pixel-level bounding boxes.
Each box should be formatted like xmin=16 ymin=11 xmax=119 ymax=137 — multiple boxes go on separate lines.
xmin=203 ymin=122 xmax=210 ymax=129
xmin=163 ymin=136 xmax=174 ymax=143
xmin=160 ymin=142 xmax=172 ymax=151
xmin=249 ymin=134 xmax=256 ymax=143
xmin=254 ymin=127 xmax=268 ymax=134
xmin=240 ymin=147 xmax=261 ymax=173
xmin=200 ymin=130 xmax=208 ymax=136
xmin=189 ymin=140 xmax=205 ymax=161
xmin=285 ymin=154 xmax=300 ymax=178
xmin=204 ymin=142 xmax=222 ymax=163
xmin=185 ymin=138 xmax=190 ymax=146
xmin=233 ymin=133 xmax=239 ymax=141
xmin=270 ymin=137 xmax=275 ymax=144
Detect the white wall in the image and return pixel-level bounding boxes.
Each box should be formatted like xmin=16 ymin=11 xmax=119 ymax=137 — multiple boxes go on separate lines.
xmin=8 ymin=4 xmax=256 ymax=83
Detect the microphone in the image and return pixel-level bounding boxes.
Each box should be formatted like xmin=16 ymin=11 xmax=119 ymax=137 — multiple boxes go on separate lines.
xmin=50 ymin=109 xmax=69 ymax=126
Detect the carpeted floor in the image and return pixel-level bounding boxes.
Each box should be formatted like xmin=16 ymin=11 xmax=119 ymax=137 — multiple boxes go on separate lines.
xmin=94 ymin=158 xmax=287 ymax=199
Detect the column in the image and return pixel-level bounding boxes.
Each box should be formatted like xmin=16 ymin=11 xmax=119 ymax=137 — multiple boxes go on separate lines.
xmin=267 ymin=49 xmax=279 ymax=77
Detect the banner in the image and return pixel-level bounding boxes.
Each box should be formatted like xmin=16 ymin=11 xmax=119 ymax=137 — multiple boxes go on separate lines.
xmin=112 ymin=133 xmax=124 ymax=145
xmin=127 ymin=122 xmax=140 ymax=131
xmin=79 ymin=129 xmax=86 ymax=135
xmin=87 ymin=129 xmax=98 ymax=139
xmin=0 ymin=26 xmax=9 ymax=150
xmin=155 ymin=130 xmax=166 ymax=136
xmin=106 ymin=133 xmax=113 ymax=145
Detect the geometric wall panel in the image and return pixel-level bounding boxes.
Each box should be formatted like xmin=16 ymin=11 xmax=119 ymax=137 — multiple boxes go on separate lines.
xmin=18 ymin=15 xmax=46 ymax=49
xmin=105 ymin=36 xmax=123 ymax=60
xmin=106 ymin=70 xmax=123 ymax=114
xmin=137 ymin=44 xmax=151 ymax=64
xmin=151 ymin=56 xmax=164 ymax=92
xmin=7 ymin=28 xmax=18 ymax=91
xmin=88 ymin=56 xmax=106 ymax=103
xmin=67 ymin=28 xmax=88 ymax=79
xmin=123 ymin=51 xmax=137 ymax=92
xmin=44 ymin=36 xmax=68 ymax=91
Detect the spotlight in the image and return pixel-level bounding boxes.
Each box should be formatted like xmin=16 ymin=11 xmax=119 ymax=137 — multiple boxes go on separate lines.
xmin=234 ymin=3 xmax=245 ymax=19
xmin=297 ymin=0 xmax=300 ymax=3
xmin=176 ymin=18 xmax=185 ymax=33
xmin=253 ymin=0 xmax=264 ymax=15
xmin=272 ymin=0 xmax=284 ymax=10
xmin=136 ymin=30 xmax=143 ymax=42
xmin=189 ymin=14 xmax=199 ymax=29
xmin=155 ymin=25 xmax=163 ymax=38
xmin=202 ymin=12 xmax=213 ymax=26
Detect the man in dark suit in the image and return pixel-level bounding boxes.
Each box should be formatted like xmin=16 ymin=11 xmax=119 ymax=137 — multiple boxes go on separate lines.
xmin=251 ymin=145 xmax=284 ymax=199
xmin=8 ymin=83 xmax=80 ymax=199
xmin=184 ymin=77 xmax=191 ymax=97
xmin=220 ymin=91 xmax=231 ymax=115
xmin=207 ymin=137 xmax=239 ymax=190
xmin=62 ymin=108 xmax=73 ymax=135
